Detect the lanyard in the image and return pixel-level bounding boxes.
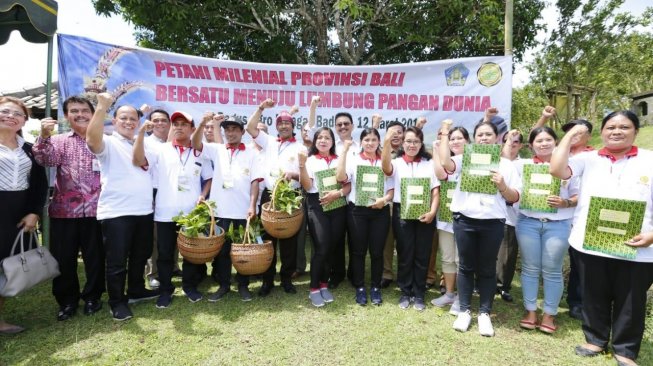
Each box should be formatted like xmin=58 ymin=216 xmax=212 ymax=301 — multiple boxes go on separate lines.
xmin=178 ymin=147 xmax=192 ymax=168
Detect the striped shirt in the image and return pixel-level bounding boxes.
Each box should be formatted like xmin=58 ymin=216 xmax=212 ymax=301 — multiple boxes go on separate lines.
xmin=0 ymin=135 xmax=32 ymax=191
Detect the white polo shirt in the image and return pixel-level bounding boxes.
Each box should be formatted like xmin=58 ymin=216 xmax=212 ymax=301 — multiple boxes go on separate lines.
xmin=253 ymin=132 xmax=306 ymax=190
xmin=514 ymin=158 xmax=579 ymax=221
xmin=145 ymin=134 xmax=167 ymax=189
xmin=152 ymin=143 xmax=212 ymax=222
xmin=447 ymin=154 xmax=521 ymax=220
xmin=203 ymin=143 xmax=263 ymax=219
xmin=304 ymin=154 xmax=342 ymax=194
xmin=567 ymin=147 xmax=653 ymax=262
xmin=387 ymin=155 xmax=439 ymax=204
xmin=344 ymin=153 xmax=393 ymax=204
xmin=93 ymin=132 xmax=154 ymax=220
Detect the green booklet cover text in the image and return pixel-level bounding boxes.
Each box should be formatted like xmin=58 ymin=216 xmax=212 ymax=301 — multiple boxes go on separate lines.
xmin=400 ymin=177 xmax=431 ymax=220
xmin=583 ymin=197 xmax=646 ymax=259
xmin=315 ymin=168 xmax=346 ymax=211
xmin=520 ymin=164 xmax=561 ymax=213
xmin=460 ymin=144 xmax=500 ymax=194
xmin=438 ymin=180 xmax=457 ymax=223
xmin=355 ymin=165 xmax=384 ymax=206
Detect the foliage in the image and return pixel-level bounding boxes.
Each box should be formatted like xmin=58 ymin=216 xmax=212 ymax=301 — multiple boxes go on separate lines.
xmin=271 ymin=176 xmax=303 ymax=214
xmin=93 ymin=0 xmax=546 ymax=65
xmin=226 ymin=216 xmax=264 ymax=244
xmin=510 ymin=84 xmax=550 ymax=132
xmin=172 ymin=201 xmax=216 ymax=238
xmin=527 ymin=0 xmax=653 ymax=123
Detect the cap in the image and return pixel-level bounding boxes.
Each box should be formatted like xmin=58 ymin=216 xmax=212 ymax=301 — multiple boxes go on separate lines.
xmin=276 ymin=111 xmax=294 ymax=125
xmin=221 ymin=115 xmax=245 ymax=129
xmin=170 ymin=111 xmax=194 ymax=126
xmin=562 ymin=119 xmax=593 ymax=134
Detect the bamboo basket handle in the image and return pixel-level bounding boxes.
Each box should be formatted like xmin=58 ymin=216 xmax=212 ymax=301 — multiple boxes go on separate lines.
xmin=244 ymin=217 xmax=252 ymax=245
xmin=203 ymin=200 xmax=216 ymax=237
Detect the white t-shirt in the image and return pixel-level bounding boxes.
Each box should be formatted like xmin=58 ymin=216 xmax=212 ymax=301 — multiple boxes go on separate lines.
xmin=145 ymin=134 xmax=166 ymax=188
xmin=387 ymin=156 xmax=439 ymax=204
xmin=447 ymin=154 xmax=521 ymax=220
xmin=204 ymin=143 xmax=263 ymax=219
xmin=93 ymin=132 xmax=154 ymax=220
xmin=567 ymin=148 xmax=653 ymax=262
xmin=304 ymin=155 xmax=342 ymax=194
xmin=254 ymin=132 xmax=307 ymax=191
xmin=344 ymin=153 xmax=393 ymax=205
xmin=152 ymin=143 xmax=212 ymax=222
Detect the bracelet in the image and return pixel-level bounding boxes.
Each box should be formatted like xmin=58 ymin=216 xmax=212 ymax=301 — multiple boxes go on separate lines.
xmin=499 ymin=187 xmax=507 ymax=193
xmin=565 ymin=199 xmax=572 ymax=208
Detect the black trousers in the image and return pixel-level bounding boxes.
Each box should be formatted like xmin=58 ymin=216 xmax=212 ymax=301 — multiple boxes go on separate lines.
xmin=156 ymin=221 xmax=181 ymax=294
xmin=454 ymin=213 xmax=504 ymax=314
xmin=50 ymin=217 xmax=105 ymax=307
xmin=577 ymin=250 xmax=653 ymax=360
xmin=347 ymin=203 xmax=390 ymax=289
xmin=306 ymin=193 xmax=347 ymax=289
xmin=496 ymin=224 xmax=518 ymax=292
xmin=392 ymin=204 xmax=435 ymax=300
xmin=211 ymin=217 xmax=249 ymax=288
xmin=260 ymin=188 xmax=298 ymax=284
xmin=101 ymin=214 xmax=153 ymax=307
xmin=566 ymin=246 xmax=583 ymax=308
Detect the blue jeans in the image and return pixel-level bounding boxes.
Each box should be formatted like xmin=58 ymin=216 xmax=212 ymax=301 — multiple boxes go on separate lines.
xmin=515 ymin=215 xmax=571 ymax=315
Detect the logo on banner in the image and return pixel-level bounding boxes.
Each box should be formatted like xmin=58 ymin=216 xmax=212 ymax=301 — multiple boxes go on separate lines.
xmin=477 ymin=62 xmax=502 ymax=87
xmin=444 ymin=63 xmax=469 ymax=86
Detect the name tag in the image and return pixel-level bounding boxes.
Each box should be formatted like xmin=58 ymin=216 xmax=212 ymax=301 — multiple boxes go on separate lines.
xmin=92 ymin=159 xmax=101 ymax=172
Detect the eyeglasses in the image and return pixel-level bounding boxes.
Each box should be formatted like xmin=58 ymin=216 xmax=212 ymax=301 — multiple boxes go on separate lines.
xmin=0 ymin=109 xmax=26 ymax=118
xmin=336 ymin=122 xmax=351 ymax=127
xmin=404 ymin=140 xmax=422 ymax=146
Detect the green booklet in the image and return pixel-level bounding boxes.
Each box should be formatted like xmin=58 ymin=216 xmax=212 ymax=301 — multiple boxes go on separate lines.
xmin=354 ymin=165 xmax=385 ymax=206
xmin=315 ymin=168 xmax=346 ymax=211
xmin=520 ymin=164 xmax=561 ymax=213
xmin=583 ymin=197 xmax=646 ymax=259
xmin=459 ymin=144 xmax=500 ymax=194
xmin=400 ymin=177 xmax=431 ymax=220
xmin=437 ymin=180 xmax=457 ymax=223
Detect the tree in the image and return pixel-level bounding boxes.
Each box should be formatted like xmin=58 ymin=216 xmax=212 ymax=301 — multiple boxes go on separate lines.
xmin=528 ymin=0 xmax=653 ymax=122
xmin=92 ymin=0 xmax=545 ymax=65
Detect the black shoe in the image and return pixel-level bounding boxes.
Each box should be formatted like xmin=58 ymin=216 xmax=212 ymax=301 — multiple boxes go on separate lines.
xmin=83 ymin=300 xmax=102 ymax=315
xmin=569 ymin=305 xmax=583 ymax=320
xmin=574 ymin=345 xmax=603 ymax=357
xmin=156 ymin=292 xmax=173 ymax=309
xmin=281 ymin=281 xmax=297 ymax=294
xmin=327 ymin=279 xmax=341 ymax=289
xmin=207 ymin=286 xmax=230 ymax=302
xmin=128 ymin=288 xmax=161 ymax=304
xmin=355 ymin=287 xmax=367 ymax=306
xmin=238 ymin=286 xmax=253 ymax=302
xmin=380 ymin=278 xmax=393 ymax=289
xmin=499 ymin=290 xmax=513 ymax=302
xmin=110 ymin=303 xmax=133 ymax=321
xmin=183 ymin=287 xmax=204 ymax=303
xmin=258 ymin=282 xmax=274 ymax=297
xmin=57 ymin=304 xmax=77 ymax=321
xmin=172 ymin=269 xmax=183 ymax=278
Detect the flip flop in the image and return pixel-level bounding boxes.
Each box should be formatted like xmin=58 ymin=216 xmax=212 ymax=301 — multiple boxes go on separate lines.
xmin=0 ymin=324 xmax=24 ymax=335
xmin=519 ymin=318 xmax=537 ymax=330
xmin=538 ymin=322 xmax=557 ymax=334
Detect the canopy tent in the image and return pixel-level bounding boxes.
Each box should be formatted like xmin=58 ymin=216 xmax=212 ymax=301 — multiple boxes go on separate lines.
xmin=0 ymin=0 xmax=58 ymax=116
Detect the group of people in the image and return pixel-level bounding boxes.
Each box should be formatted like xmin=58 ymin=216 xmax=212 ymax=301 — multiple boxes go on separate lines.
xmin=1 ymin=93 xmax=652 ymax=366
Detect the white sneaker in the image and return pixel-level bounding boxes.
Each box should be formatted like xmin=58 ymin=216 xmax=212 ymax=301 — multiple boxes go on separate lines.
xmin=431 ymin=293 xmax=455 ymax=307
xmin=449 ymin=296 xmax=460 ymax=315
xmin=148 ymin=277 xmax=160 ymax=289
xmin=478 ymin=313 xmax=495 ymax=337
xmin=453 ymin=310 xmax=472 ymax=332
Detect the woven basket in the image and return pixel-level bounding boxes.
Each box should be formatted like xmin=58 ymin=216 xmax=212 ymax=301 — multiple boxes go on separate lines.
xmin=261 ymin=178 xmax=304 ymax=239
xmin=177 ymin=202 xmax=225 ymax=264
xmin=230 ymin=218 xmax=274 ymax=275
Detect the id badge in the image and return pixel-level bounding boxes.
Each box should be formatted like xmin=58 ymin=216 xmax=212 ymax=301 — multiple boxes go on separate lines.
xmin=92 ymin=159 xmax=101 ymax=172
xmin=177 ymin=174 xmax=191 ymax=192
xmin=223 ymin=172 xmax=234 ymax=189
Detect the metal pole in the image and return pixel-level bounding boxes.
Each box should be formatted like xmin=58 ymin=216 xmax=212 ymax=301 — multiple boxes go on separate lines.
xmin=505 ymin=0 xmax=514 ymax=56
xmin=42 ymin=35 xmax=54 ymax=248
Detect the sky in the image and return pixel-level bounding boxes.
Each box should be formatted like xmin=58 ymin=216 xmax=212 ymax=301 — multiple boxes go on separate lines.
xmin=0 ymin=0 xmax=650 ymax=92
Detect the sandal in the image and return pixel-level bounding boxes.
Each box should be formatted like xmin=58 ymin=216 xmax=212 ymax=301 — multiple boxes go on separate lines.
xmin=519 ymin=318 xmax=537 ymax=330
xmin=538 ymin=320 xmax=557 ymax=334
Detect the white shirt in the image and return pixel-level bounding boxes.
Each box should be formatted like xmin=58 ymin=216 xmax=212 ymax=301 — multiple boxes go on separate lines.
xmin=0 ymin=135 xmax=31 ymax=191
xmin=448 ymin=154 xmax=521 ymax=220
xmin=344 ymin=153 xmax=392 ymax=205
xmin=145 ymin=134 xmax=167 ymax=188
xmin=305 ymin=155 xmax=341 ymax=194
xmin=253 ymin=132 xmax=306 ymax=190
xmin=152 ymin=143 xmax=212 ymax=222
xmin=387 ymin=156 xmax=439 ymax=204
xmin=93 ymin=132 xmax=154 ymax=220
xmin=567 ymin=148 xmax=653 ymax=262
xmin=204 ymin=143 xmax=263 ymax=219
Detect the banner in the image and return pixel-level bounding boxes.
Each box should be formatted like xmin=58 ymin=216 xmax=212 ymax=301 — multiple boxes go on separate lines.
xmin=57 ymin=34 xmax=512 ymax=144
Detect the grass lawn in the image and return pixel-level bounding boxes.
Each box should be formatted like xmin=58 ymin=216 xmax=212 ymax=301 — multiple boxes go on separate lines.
xmin=2 ymin=256 xmax=652 ymax=365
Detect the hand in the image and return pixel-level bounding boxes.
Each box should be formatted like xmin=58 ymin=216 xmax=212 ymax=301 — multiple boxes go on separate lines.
xmin=310 ymin=96 xmax=321 ymax=108
xmin=440 ymin=119 xmax=453 ymax=133
xmin=289 ymin=105 xmax=300 ymax=115
xmin=484 ymin=107 xmax=498 ymax=122
xmin=247 ymin=208 xmax=256 ymax=220
xmin=40 ymin=118 xmax=57 ymax=138
xmin=342 ymin=140 xmax=353 ymax=151
xmin=384 ymin=129 xmax=397 ymax=145
xmin=567 ymin=124 xmax=589 ymax=140
xmin=139 ymin=120 xmax=154 ymax=134
xmin=96 ymin=92 xmax=114 ymax=109
xmin=505 ymin=129 xmax=521 ymax=143
xmin=546 ymin=195 xmax=566 ymax=208
xmin=213 ymin=113 xmax=225 ymax=125
xmin=490 ymin=170 xmax=507 ymax=191
xmin=542 ymin=106 xmax=556 ymax=119
xmin=196 ymin=195 xmax=206 ymax=205
xmin=260 ymin=99 xmax=276 ymax=110
xmin=419 ymin=211 xmax=436 ymax=224
xmin=139 ymin=104 xmax=152 ymax=116
xmin=201 ymin=111 xmax=215 ymax=125
xmin=372 ymin=114 xmax=382 ymax=129
xmin=298 ymin=151 xmax=307 ymax=165
xmin=283 ymin=171 xmax=297 ymax=181
xmin=416 ymin=116 xmax=427 ymax=129
xmin=17 ymin=213 xmax=39 ymax=232
xmin=319 ymin=190 xmax=340 ymax=206
xmin=368 ymin=197 xmax=386 ymax=209
xmin=626 ymin=232 xmax=653 ymax=248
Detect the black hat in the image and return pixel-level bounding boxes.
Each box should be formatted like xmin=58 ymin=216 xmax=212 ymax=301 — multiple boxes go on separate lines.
xmin=561 ymin=119 xmax=593 ymax=134
xmin=221 ymin=115 xmax=245 ymax=129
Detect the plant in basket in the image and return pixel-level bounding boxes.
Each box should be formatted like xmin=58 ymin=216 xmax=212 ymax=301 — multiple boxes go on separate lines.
xmin=172 ymin=201 xmax=218 ymax=238
xmin=172 ymin=201 xmax=225 ymax=264
xmin=229 ymin=217 xmax=274 ymax=275
xmin=271 ymin=175 xmax=303 ymax=214
xmin=261 ymin=175 xmax=305 ymax=239
xmin=226 ymin=216 xmax=264 ymax=244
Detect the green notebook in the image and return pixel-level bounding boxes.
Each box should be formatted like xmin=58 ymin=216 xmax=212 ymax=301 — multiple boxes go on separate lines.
xmin=583 ymin=197 xmax=646 ymax=259
xmin=460 ymin=144 xmax=500 ymax=194
xmin=400 ymin=177 xmax=431 ymax=220
xmin=355 ymin=165 xmax=385 ymax=206
xmin=437 ymin=180 xmax=457 ymax=223
xmin=315 ymin=168 xmax=346 ymax=211
xmin=520 ymin=164 xmax=561 ymax=213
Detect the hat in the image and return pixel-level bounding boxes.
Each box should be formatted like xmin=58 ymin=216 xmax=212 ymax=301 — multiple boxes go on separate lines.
xmin=276 ymin=111 xmax=294 ymax=125
xmin=221 ymin=115 xmax=245 ymax=129
xmin=170 ymin=111 xmax=194 ymax=126
xmin=562 ymin=119 xmax=593 ymax=134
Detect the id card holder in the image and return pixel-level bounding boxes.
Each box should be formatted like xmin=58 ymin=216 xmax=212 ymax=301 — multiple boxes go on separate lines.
xmin=92 ymin=159 xmax=101 ymax=172
xmin=177 ymin=173 xmax=191 ymax=192
xmin=223 ymin=172 xmax=234 ymax=189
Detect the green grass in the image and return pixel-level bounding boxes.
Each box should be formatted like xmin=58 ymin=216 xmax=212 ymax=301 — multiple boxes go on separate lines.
xmin=2 ymin=259 xmax=651 ymax=365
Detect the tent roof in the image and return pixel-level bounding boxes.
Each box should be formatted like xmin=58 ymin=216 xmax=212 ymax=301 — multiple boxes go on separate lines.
xmin=0 ymin=0 xmax=58 ymax=44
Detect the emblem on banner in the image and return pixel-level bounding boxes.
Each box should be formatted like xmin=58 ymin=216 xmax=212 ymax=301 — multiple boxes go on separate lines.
xmin=444 ymin=63 xmax=469 ymax=86
xmin=477 ymin=62 xmax=502 ymax=87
